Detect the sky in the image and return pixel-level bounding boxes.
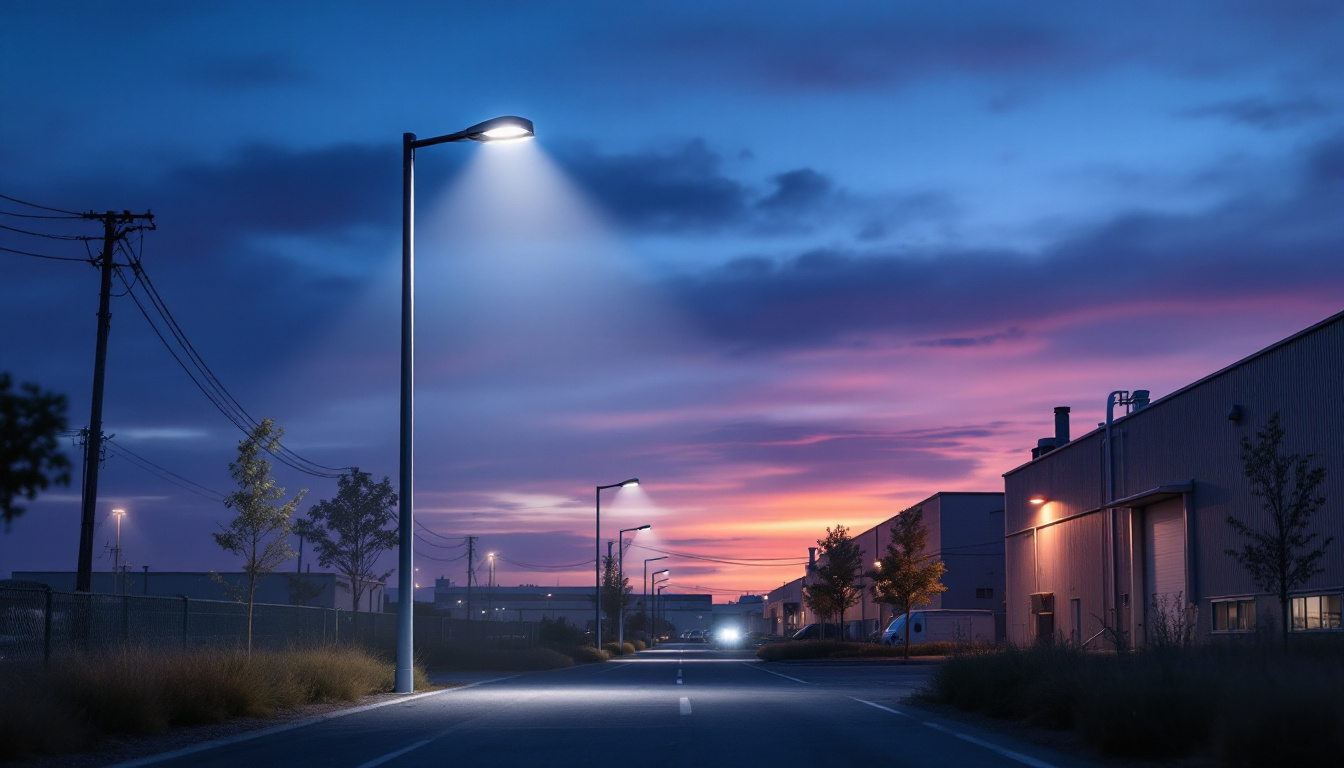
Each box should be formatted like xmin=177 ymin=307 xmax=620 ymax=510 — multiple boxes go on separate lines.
xmin=3 ymin=1 xmax=1343 ymax=602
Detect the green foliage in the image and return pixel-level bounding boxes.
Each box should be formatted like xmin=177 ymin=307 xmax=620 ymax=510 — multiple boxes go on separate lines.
xmin=0 ymin=646 xmax=416 ymax=762
xmin=294 ymin=468 xmax=398 ymax=612
xmin=869 ymin=506 xmax=947 ymax=657
xmin=213 ymin=418 xmax=307 ymax=651
xmin=539 ymin=616 xmax=588 ymax=647
xmin=600 ymin=552 xmax=631 ymax=639
xmin=1226 ymin=412 xmax=1332 ymax=641
xmin=922 ymin=642 xmax=1344 ymax=762
xmin=802 ymin=525 xmax=864 ymax=641
xmin=0 ymin=373 xmax=71 ymax=530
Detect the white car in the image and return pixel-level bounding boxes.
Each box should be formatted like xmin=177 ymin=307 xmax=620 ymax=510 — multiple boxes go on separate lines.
xmin=882 ymin=610 xmax=995 ymax=646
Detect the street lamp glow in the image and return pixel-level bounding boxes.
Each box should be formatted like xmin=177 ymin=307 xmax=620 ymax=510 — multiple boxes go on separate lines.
xmin=620 ymin=478 xmax=640 ymax=488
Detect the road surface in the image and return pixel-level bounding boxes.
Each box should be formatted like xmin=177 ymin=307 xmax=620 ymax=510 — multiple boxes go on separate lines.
xmin=110 ymin=643 xmax=1100 ymax=768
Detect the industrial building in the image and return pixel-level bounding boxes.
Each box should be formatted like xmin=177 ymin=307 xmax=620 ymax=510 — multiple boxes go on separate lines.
xmin=763 ymin=491 xmax=1005 ymax=639
xmin=432 ymin=582 xmax=716 ymax=636
xmin=1004 ymin=310 xmax=1344 ymax=646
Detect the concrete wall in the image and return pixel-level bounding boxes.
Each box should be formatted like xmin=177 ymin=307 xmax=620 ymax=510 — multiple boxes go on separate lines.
xmin=1004 ymin=310 xmax=1344 ymax=646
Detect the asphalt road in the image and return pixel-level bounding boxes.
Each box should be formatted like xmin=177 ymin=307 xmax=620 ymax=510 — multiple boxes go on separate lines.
xmin=110 ymin=644 xmax=1102 ymax=768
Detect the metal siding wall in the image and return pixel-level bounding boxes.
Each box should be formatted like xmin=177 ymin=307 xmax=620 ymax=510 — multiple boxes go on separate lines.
xmin=1005 ymin=532 xmax=1036 ymax=643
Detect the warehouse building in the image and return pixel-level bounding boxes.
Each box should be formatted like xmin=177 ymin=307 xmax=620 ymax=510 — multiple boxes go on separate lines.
xmin=1004 ymin=310 xmax=1344 ymax=646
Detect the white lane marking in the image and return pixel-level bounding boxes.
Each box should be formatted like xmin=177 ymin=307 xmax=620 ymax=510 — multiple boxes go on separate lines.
xmin=745 ymin=663 xmax=815 ymax=685
xmin=104 ymin=678 xmax=519 ymax=768
xmin=355 ymin=739 xmax=432 ymax=768
xmin=595 ymin=662 xmax=631 ymax=674
xmin=851 ymin=697 xmax=908 ymax=716
xmin=922 ymin=722 xmax=1060 ymax=768
xmin=679 ymin=697 xmax=692 ymax=715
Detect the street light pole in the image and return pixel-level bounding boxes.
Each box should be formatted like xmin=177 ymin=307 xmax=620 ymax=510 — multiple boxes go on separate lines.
xmin=111 ymin=509 xmax=125 ymax=595
xmin=617 ymin=524 xmax=649 ymax=649
xmin=655 ymin=580 xmax=670 ymax=638
xmin=594 ymin=478 xmax=639 ymax=648
xmin=643 ymin=557 xmax=667 ymax=642
xmin=397 ymin=116 xmax=534 ymax=694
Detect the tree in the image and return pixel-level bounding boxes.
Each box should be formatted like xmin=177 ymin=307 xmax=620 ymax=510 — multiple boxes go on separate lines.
xmin=1 ymin=373 xmax=72 ymax=530
xmin=802 ymin=525 xmax=864 ymax=640
xmin=213 ymin=418 xmax=307 ymax=653
xmin=870 ymin=505 xmax=947 ymax=659
xmin=1225 ymin=412 xmax=1331 ymax=642
xmin=293 ymin=468 xmax=398 ymax=612
xmin=600 ymin=552 xmax=631 ymax=642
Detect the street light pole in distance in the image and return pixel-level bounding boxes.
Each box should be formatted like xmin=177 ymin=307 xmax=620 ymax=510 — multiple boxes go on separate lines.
xmin=595 ymin=478 xmax=639 ymax=648
xmin=618 ymin=524 xmax=650 ymax=649
xmin=397 ymin=115 xmax=534 ymax=694
xmin=643 ymin=556 xmax=667 ymax=644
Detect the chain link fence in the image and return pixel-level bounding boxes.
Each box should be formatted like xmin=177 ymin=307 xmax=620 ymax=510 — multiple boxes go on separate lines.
xmin=1 ymin=586 xmax=539 ymax=664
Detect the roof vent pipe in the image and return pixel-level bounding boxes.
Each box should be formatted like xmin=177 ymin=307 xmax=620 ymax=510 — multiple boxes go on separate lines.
xmin=1054 ymin=406 xmax=1071 ymax=446
xmin=1131 ymin=390 xmax=1150 ymax=412
xmin=808 ymin=547 xmax=817 ymax=569
xmin=1037 ymin=438 xmax=1057 ymax=456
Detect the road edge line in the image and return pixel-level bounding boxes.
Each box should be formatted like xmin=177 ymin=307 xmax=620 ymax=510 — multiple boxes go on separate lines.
xmin=743 ymin=661 xmax=815 ymax=685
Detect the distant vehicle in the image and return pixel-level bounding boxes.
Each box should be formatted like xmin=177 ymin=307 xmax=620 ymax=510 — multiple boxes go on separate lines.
xmin=688 ymin=629 xmax=706 ymax=642
xmin=881 ymin=610 xmax=995 ymax=646
xmin=790 ymin=623 xmax=844 ymax=641
xmin=711 ymin=624 xmax=745 ymax=649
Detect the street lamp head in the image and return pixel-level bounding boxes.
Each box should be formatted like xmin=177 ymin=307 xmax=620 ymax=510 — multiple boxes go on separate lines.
xmin=112 ymin=508 xmax=125 ymax=518
xmin=655 ymin=569 xmax=669 ymax=576
xmin=619 ymin=478 xmax=639 ymax=488
xmin=463 ymin=116 xmax=534 ymax=142
xmin=636 ymin=524 xmax=651 ymax=531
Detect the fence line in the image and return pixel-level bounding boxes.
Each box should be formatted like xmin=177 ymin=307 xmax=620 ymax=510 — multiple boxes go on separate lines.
xmin=0 ymin=587 xmax=539 ymax=664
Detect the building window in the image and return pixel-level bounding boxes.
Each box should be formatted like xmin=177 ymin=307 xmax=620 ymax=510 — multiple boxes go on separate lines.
xmin=1291 ymin=594 xmax=1343 ymax=631
xmin=1212 ymin=599 xmax=1256 ymax=632
xmin=975 ymin=588 xmax=994 ymax=599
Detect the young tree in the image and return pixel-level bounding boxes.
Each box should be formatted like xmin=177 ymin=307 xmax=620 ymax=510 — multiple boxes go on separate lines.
xmin=1 ymin=373 xmax=71 ymax=530
xmin=1225 ymin=412 xmax=1332 ymax=642
xmin=600 ymin=552 xmax=631 ymax=642
xmin=870 ymin=506 xmax=947 ymax=659
xmin=803 ymin=525 xmax=864 ymax=640
xmin=214 ymin=419 xmax=307 ymax=653
xmin=293 ymin=468 xmax=398 ymax=612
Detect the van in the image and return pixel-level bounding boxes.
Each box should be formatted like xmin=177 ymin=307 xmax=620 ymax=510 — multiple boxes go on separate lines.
xmin=881 ymin=609 xmax=995 ymax=646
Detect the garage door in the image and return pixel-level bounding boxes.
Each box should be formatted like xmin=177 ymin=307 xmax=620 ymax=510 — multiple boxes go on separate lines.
xmin=1143 ymin=498 xmax=1186 ymax=609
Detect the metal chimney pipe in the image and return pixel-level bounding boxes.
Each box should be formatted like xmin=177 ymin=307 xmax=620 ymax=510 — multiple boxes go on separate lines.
xmin=1131 ymin=390 xmax=1150 ymax=412
xmin=1054 ymin=406 xmax=1071 ymax=445
xmin=808 ymin=548 xmax=817 ymax=568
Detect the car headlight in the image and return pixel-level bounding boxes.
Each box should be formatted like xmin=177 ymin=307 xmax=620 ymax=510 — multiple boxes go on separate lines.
xmin=719 ymin=628 xmax=740 ymax=641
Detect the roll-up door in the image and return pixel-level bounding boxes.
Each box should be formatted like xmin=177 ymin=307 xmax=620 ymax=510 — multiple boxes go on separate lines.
xmin=1143 ymin=498 xmax=1186 ymax=610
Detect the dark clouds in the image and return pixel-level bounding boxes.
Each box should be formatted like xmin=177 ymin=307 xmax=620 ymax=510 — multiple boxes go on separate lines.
xmin=1181 ymin=96 xmax=1335 ymax=131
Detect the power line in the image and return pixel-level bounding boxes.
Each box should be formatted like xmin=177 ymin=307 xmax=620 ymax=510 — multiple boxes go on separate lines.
xmin=414 ymin=519 xmax=468 ymax=543
xmin=629 ymin=543 xmax=809 ymax=567
xmin=0 ymin=192 xmax=81 ymax=216
xmin=104 ymin=438 xmax=226 ymax=502
xmin=497 ymin=554 xmax=595 ymax=571
xmin=0 ymin=221 xmax=96 ymax=240
xmin=0 ymin=244 xmax=90 ymax=262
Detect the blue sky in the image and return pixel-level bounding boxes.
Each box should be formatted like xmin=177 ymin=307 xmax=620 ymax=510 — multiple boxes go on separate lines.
xmin=3 ymin=2 xmax=1342 ymax=598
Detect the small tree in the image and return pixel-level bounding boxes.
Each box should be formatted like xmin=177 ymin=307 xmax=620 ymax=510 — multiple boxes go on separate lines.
xmin=1225 ymin=412 xmax=1331 ymax=642
xmin=1 ymin=373 xmax=71 ymax=530
xmin=802 ymin=525 xmax=864 ymax=640
xmin=294 ymin=468 xmax=398 ymax=612
xmin=600 ymin=552 xmax=631 ymax=641
xmin=870 ymin=505 xmax=947 ymax=659
xmin=214 ymin=419 xmax=307 ymax=653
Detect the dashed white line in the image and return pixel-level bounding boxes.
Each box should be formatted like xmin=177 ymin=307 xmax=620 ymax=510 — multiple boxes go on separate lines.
xmin=745 ymin=663 xmax=815 ymax=685
xmin=355 ymin=739 xmax=432 ymax=768
xmin=679 ymin=697 xmax=692 ymax=715
xmin=921 ymin=722 xmax=1060 ymax=768
xmin=850 ymin=697 xmax=908 ymax=717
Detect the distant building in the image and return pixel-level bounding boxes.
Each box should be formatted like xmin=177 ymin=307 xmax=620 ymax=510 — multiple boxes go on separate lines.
xmin=764 ymin=491 xmax=1006 ymax=639
xmin=432 ymin=581 xmax=715 ymax=636
xmin=710 ymin=594 xmax=768 ymax=633
xmin=10 ymin=570 xmax=381 ymax=610
xmin=1005 ymin=309 xmax=1344 ymax=646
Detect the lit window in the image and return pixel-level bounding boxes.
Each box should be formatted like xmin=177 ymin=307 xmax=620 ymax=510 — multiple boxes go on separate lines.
xmin=1212 ymin=599 xmax=1256 ymax=632
xmin=1291 ymin=594 xmax=1343 ymax=631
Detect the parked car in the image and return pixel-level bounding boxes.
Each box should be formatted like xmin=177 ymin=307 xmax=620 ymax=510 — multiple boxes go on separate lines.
xmin=790 ymin=622 xmax=844 ymax=641
xmin=688 ymin=629 xmax=706 ymax=642
xmin=881 ymin=610 xmax=995 ymax=646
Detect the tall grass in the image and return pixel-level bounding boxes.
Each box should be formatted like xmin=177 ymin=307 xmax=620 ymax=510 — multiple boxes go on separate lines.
xmin=923 ymin=642 xmax=1344 ymax=764
xmin=0 ymin=646 xmax=423 ymax=762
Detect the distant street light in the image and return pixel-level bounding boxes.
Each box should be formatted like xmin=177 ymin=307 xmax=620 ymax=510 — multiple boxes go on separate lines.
xmin=617 ymin=525 xmax=650 ymax=649
xmin=594 ymin=478 xmax=639 ymax=648
xmin=111 ymin=509 xmax=126 ymax=595
xmin=643 ymin=557 xmax=668 ymax=642
xmin=654 ymin=579 xmax=671 ymax=639
xmin=395 ymin=116 xmax=534 ymax=694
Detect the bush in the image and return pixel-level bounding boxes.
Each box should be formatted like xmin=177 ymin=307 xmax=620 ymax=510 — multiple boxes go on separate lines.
xmin=0 ymin=646 xmax=416 ymax=762
xmin=921 ymin=643 xmax=1344 ymax=762
xmin=566 ymin=645 xmax=611 ymax=664
xmin=621 ymin=642 xmax=636 ymax=656
xmin=602 ymin=642 xmax=623 ymax=656
xmin=631 ymin=639 xmax=646 ymax=652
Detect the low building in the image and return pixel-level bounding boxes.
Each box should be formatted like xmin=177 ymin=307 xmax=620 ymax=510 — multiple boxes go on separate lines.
xmin=765 ymin=491 xmax=1006 ymax=639
xmin=1004 ymin=309 xmax=1344 ymax=646
xmin=432 ymin=582 xmax=714 ymax=636
xmin=10 ymin=570 xmax=377 ymax=610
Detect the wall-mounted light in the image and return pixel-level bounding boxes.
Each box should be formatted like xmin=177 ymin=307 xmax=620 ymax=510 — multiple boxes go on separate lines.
xmin=1029 ymin=495 xmax=1048 ymax=505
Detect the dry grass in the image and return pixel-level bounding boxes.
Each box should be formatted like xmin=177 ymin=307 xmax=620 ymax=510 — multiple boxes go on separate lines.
xmin=0 ymin=646 xmax=421 ymax=762
xmin=922 ymin=642 xmax=1344 ymax=764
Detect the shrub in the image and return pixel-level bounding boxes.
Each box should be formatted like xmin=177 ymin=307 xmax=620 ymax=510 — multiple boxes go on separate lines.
xmin=602 ymin=642 xmax=623 ymax=656
xmin=566 ymin=645 xmax=611 ymax=664
xmin=621 ymin=642 xmax=636 ymax=655
xmin=631 ymin=639 xmax=646 ymax=652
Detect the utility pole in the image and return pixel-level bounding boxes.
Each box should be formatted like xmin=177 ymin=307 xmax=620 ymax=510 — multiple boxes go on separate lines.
xmin=76 ymin=210 xmax=154 ymax=593
xmin=467 ymin=538 xmax=478 ymax=621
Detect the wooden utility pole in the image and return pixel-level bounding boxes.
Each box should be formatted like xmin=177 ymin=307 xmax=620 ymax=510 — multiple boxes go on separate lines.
xmin=75 ymin=210 xmax=153 ymax=593
xmin=465 ymin=536 xmax=477 ymax=622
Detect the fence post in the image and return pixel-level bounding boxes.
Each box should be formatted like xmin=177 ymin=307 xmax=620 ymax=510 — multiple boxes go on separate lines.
xmin=181 ymin=596 xmax=189 ymax=652
xmin=43 ymin=588 xmax=54 ymax=667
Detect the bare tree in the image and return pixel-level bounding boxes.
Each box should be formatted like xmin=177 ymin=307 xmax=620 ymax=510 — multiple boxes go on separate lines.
xmin=1 ymin=373 xmax=71 ymax=530
xmin=1226 ymin=412 xmax=1331 ymax=642
xmin=870 ymin=505 xmax=947 ymax=659
xmin=803 ymin=525 xmax=864 ymax=640
xmin=214 ymin=419 xmax=306 ymax=653
xmin=294 ymin=468 xmax=397 ymax=612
